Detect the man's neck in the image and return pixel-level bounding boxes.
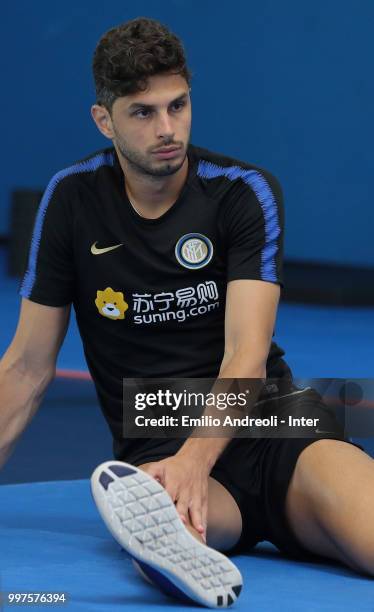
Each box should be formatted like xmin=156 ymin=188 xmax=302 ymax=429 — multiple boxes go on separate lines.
xmin=118 ymin=153 xmax=189 ymax=218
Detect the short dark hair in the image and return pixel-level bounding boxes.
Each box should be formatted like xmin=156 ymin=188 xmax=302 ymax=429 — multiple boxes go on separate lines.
xmin=93 ymin=17 xmax=192 ymax=111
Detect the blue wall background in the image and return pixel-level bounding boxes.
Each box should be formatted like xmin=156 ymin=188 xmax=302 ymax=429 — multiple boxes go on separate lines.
xmin=1 ymin=0 xmax=373 ymax=266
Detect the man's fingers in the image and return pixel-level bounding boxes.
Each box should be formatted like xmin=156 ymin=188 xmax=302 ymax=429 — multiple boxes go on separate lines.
xmin=189 ymin=496 xmax=205 ymax=538
xmin=145 ymin=467 xmax=179 ymax=506
xmin=163 ymin=473 xmax=179 ymax=504
xmin=140 ymin=462 xmax=209 ymax=542
xmin=141 ymin=463 xmax=165 ymax=486
xmin=175 ymin=496 xmax=189 ymax=524
xmin=201 ymin=489 xmax=208 ymax=537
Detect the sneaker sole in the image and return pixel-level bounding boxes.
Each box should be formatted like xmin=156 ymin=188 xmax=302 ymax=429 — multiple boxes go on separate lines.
xmin=91 ymin=461 xmax=243 ymax=608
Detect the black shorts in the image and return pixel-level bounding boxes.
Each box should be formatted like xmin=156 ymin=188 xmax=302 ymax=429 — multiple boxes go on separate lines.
xmin=126 ymin=385 xmax=365 ymax=561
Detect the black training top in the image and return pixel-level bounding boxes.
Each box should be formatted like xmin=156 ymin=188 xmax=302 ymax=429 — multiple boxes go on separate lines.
xmin=19 ymin=143 xmax=291 ymax=462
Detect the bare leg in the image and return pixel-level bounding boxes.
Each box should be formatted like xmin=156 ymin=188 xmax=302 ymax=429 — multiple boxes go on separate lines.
xmin=138 ymin=463 xmax=243 ymax=553
xmin=285 ymin=439 xmax=374 ymax=575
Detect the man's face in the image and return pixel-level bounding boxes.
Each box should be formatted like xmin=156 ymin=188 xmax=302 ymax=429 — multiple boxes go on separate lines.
xmin=109 ymin=73 xmax=191 ymax=177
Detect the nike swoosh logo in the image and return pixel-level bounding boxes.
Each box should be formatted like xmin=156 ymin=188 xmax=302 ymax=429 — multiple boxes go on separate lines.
xmin=91 ymin=241 xmax=124 ymax=255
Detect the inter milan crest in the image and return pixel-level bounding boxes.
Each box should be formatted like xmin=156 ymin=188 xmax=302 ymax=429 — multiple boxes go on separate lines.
xmin=175 ymin=233 xmax=213 ymax=269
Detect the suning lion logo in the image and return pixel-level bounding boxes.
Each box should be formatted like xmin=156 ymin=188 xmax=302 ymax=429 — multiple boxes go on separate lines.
xmin=95 ymin=287 xmax=129 ymax=320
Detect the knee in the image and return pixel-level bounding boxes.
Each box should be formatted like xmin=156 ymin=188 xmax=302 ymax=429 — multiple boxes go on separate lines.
xmin=205 ymin=503 xmax=242 ymax=552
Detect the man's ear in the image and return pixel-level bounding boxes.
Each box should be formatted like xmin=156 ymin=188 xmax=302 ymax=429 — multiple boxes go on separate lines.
xmin=91 ymin=104 xmax=114 ymax=139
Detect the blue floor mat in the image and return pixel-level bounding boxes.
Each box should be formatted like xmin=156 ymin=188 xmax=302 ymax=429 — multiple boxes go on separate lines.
xmin=1 ymin=479 xmax=373 ymax=612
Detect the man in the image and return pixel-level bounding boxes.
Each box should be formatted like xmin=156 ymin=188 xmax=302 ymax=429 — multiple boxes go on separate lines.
xmin=1 ymin=16 xmax=374 ymax=609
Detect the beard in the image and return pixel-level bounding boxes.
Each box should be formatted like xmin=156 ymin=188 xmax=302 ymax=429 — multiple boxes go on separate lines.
xmin=113 ymin=129 xmax=188 ymax=178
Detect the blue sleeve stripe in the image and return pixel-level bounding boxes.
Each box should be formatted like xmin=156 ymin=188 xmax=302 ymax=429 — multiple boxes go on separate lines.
xmin=197 ymin=160 xmax=281 ymax=282
xmin=20 ymin=150 xmax=115 ymax=299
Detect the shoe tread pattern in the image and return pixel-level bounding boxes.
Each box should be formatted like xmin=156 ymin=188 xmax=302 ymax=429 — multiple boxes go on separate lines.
xmin=91 ymin=461 xmax=243 ymax=608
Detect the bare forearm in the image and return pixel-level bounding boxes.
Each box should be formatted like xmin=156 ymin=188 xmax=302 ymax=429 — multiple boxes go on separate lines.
xmin=176 ymin=352 xmax=266 ymax=470
xmin=0 ymin=359 xmax=53 ymax=470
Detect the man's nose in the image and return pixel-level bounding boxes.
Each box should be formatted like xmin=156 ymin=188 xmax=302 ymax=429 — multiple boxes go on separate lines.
xmin=155 ymin=111 xmax=174 ymax=139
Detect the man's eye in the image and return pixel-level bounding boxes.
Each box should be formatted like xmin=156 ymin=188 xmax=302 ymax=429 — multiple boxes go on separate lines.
xmin=134 ymin=109 xmax=151 ymax=119
xmin=171 ymin=101 xmax=186 ymax=111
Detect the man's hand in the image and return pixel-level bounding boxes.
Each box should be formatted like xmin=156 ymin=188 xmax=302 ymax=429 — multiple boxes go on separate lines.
xmin=139 ymin=454 xmax=210 ymax=542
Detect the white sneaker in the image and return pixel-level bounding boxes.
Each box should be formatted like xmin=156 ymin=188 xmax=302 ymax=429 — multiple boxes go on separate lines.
xmin=91 ymin=461 xmax=243 ymax=608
